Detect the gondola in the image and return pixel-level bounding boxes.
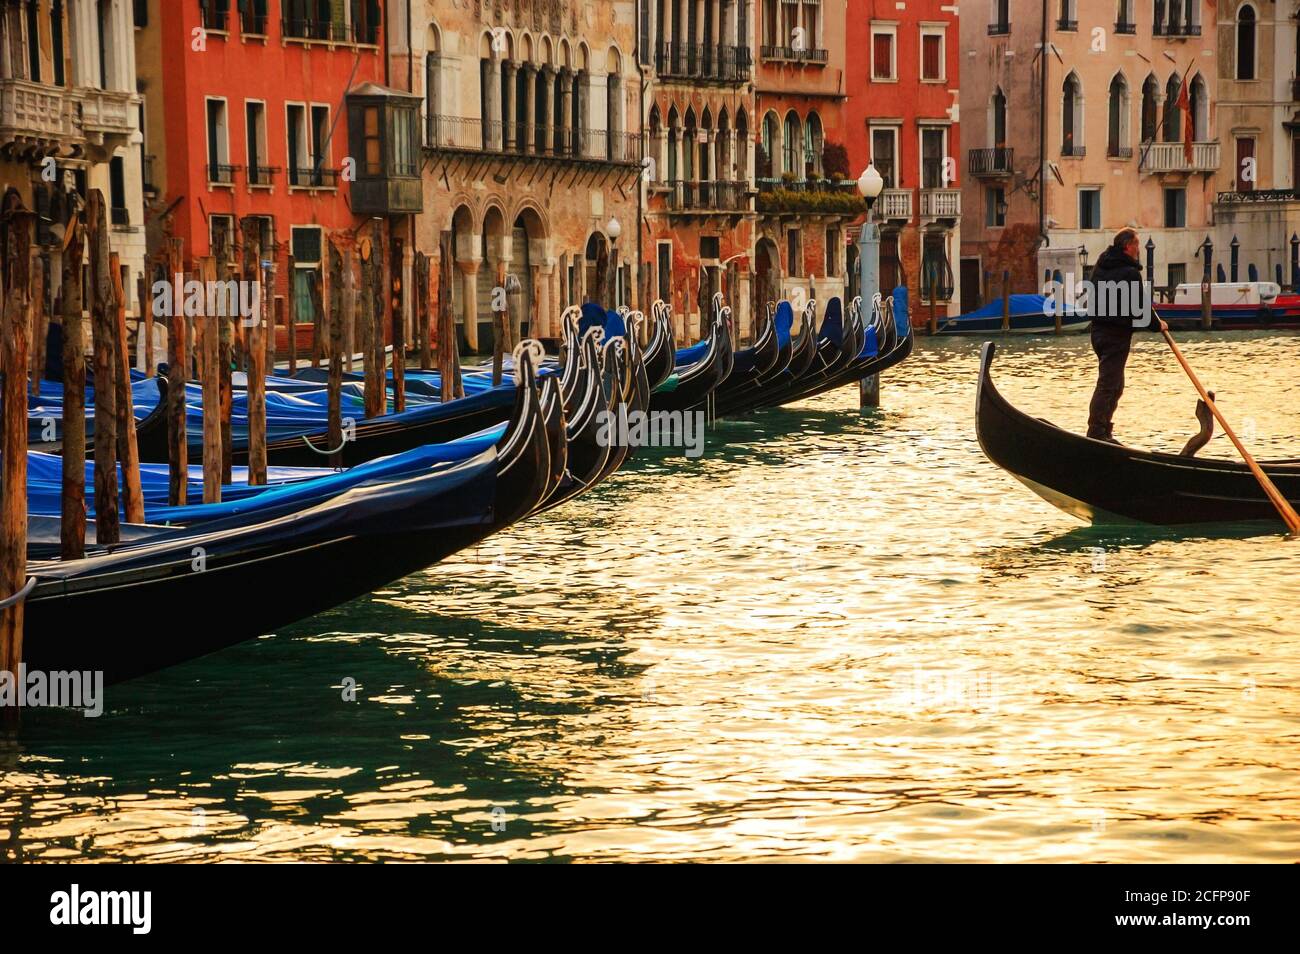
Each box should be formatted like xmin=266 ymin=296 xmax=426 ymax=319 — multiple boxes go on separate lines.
xmin=20 ymin=348 xmax=554 ymax=685
xmin=648 ymin=310 xmax=733 ymax=413
xmin=975 ymin=340 xmax=1300 ymax=526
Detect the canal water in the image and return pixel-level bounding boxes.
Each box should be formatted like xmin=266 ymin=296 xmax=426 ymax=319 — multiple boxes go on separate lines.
xmin=4 ymin=331 xmax=1298 ymax=862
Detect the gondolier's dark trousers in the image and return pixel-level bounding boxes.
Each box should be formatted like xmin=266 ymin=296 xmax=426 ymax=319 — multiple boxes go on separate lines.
xmin=1087 ymin=324 xmax=1132 ymax=440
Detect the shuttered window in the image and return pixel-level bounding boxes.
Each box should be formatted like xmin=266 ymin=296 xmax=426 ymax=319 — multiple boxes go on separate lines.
xmin=922 ymin=34 xmax=942 ymax=80
xmin=872 ymin=32 xmax=893 ymax=79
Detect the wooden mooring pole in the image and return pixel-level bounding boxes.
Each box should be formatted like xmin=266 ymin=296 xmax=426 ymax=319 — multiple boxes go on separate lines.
xmin=111 ymin=254 xmax=144 ymax=524
xmin=391 ymin=236 xmax=406 ymax=414
xmin=327 ymin=240 xmax=345 ymax=468
xmin=492 ymin=260 xmax=507 ymax=387
xmin=166 ymin=237 xmax=188 ymax=506
xmin=87 ymin=192 xmax=120 ymax=545
xmin=1 ymin=200 xmax=35 ymax=719
xmin=437 ymin=231 xmax=462 ymax=402
xmin=199 ymin=257 xmax=223 ymax=504
xmin=244 ymin=220 xmax=267 ymax=485
xmin=61 ymin=210 xmax=87 ymax=560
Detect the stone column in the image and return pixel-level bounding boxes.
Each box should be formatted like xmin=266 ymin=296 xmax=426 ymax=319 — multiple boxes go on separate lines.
xmin=457 ymin=258 xmax=481 ymax=352
xmin=485 ymin=57 xmax=503 ymax=150
xmin=502 ymin=61 xmax=518 ymax=151
xmin=540 ymin=66 xmax=556 ymax=153
xmin=522 ymin=64 xmax=538 ymax=154
xmin=576 ymin=70 xmax=591 ymax=157
xmin=558 ymin=69 xmax=574 ymax=155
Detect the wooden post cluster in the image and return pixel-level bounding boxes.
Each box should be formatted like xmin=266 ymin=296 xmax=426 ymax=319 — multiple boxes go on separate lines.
xmin=87 ymin=192 xmax=120 ymax=545
xmin=437 ymin=231 xmax=463 ymax=402
xmin=0 ymin=199 xmax=35 ymax=703
xmin=111 ymin=253 xmax=144 ymax=524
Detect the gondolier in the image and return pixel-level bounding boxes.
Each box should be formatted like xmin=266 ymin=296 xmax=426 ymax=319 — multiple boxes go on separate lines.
xmin=1087 ymin=228 xmax=1147 ymax=442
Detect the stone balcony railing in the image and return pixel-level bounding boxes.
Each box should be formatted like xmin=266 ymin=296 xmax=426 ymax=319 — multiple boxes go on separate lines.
xmin=0 ymin=78 xmax=78 ymax=147
xmin=1139 ymin=140 xmax=1219 ymax=174
xmin=877 ymin=188 xmax=913 ymax=220
xmin=920 ymin=188 xmax=961 ymax=218
xmin=75 ymin=87 xmax=135 ymax=135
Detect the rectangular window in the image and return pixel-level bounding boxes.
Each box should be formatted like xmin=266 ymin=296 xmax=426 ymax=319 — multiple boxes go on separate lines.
xmin=921 ymin=127 xmax=946 ymax=188
xmin=1235 ymin=137 xmax=1256 ymax=192
xmin=986 ymin=186 xmax=1006 ymax=227
xmin=246 ymin=101 xmax=268 ymax=185
xmin=871 ymin=27 xmax=895 ymax=81
xmin=291 ymin=226 xmax=323 ymax=326
xmin=825 ymin=227 xmax=840 ymax=277
xmin=52 ymin=0 xmax=66 ymax=85
xmin=311 ymin=105 xmax=330 ymax=180
xmin=700 ymin=236 xmax=720 ymax=260
xmin=210 ymin=214 xmax=235 ymax=258
xmin=881 ymin=232 xmax=901 ymax=291
xmin=1167 ymin=263 xmax=1186 ymax=293
xmin=657 ymin=242 xmax=672 ymax=302
xmin=206 ymin=98 xmax=230 ymax=183
xmin=787 ymin=228 xmax=802 ymax=278
xmin=1163 ymin=187 xmax=1186 ymax=228
xmin=362 ymin=105 xmax=382 ymax=176
xmin=871 ymin=127 xmax=898 ymax=187
xmin=109 ymin=155 xmax=127 ymax=225
xmin=287 ymin=104 xmax=308 ymax=185
xmin=921 ymin=31 xmax=943 ymax=81
xmin=1079 ymin=187 xmax=1101 ymax=230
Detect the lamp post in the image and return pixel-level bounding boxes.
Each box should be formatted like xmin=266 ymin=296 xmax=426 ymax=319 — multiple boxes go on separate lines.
xmin=856 ymin=164 xmax=884 ymax=409
xmin=606 ymin=216 xmax=622 ymax=308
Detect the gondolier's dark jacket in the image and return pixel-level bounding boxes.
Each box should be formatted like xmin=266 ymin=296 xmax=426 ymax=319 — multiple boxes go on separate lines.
xmin=1089 ymin=246 xmax=1148 ymax=333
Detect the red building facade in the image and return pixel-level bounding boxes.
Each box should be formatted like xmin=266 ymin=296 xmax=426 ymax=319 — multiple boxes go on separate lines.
xmin=843 ymin=0 xmax=961 ymax=315
xmin=137 ymin=0 xmax=391 ymax=336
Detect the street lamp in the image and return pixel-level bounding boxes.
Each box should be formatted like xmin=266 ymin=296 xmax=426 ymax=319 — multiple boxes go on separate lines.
xmin=856 ymin=165 xmax=885 ymax=409
xmin=606 ymin=216 xmax=622 ymax=307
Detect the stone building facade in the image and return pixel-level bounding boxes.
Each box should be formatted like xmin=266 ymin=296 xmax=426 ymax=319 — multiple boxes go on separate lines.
xmin=1 ymin=0 xmax=144 ymax=312
xmin=959 ymin=1 xmax=1217 ymax=305
xmin=641 ymin=0 xmax=758 ymax=342
xmin=401 ymin=0 xmax=643 ymax=351
xmin=753 ymin=0 xmax=854 ymax=316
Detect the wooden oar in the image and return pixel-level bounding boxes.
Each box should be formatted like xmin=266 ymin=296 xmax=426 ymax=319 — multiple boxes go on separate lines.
xmin=1158 ymin=321 xmax=1300 ymax=533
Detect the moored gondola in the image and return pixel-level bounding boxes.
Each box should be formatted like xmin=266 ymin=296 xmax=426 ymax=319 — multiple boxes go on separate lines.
xmin=20 ymin=348 xmax=554 ymax=684
xmin=975 ymin=341 xmax=1300 ymax=526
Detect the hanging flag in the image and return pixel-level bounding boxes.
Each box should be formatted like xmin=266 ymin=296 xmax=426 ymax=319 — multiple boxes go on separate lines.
xmin=1178 ymin=65 xmax=1194 ymax=165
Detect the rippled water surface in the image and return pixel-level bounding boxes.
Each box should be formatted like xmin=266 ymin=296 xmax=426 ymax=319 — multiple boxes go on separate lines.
xmin=4 ymin=332 xmax=1299 ymax=862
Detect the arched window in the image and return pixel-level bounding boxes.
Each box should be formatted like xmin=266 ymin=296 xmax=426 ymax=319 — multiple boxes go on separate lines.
xmin=783 ymin=111 xmax=801 ymax=180
xmin=761 ymin=111 xmax=779 ymax=178
xmin=1107 ymin=74 xmax=1129 ymax=157
xmin=737 ymin=109 xmax=750 ymax=180
xmin=805 ymin=112 xmax=824 ymax=177
xmin=1236 ymin=5 xmax=1256 ymax=80
xmin=683 ymin=108 xmax=697 ymax=181
xmin=667 ymin=106 xmax=680 ymax=182
xmin=1163 ymin=74 xmax=1182 ymax=143
xmin=1140 ymin=74 xmax=1158 ymax=143
xmin=990 ymin=87 xmax=1007 ymax=147
xmin=1062 ymin=72 xmax=1082 ymax=156
xmin=649 ymin=105 xmax=664 ymax=182
xmin=1190 ymin=74 xmax=1208 ymax=142
xmin=425 ymin=49 xmax=440 ymax=145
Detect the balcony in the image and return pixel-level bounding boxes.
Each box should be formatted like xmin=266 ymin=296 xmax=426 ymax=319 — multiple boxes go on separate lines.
xmin=1154 ymin=22 xmax=1201 ymax=37
xmin=0 ymin=78 xmax=77 ymax=151
xmin=667 ymin=180 xmax=751 ymax=213
xmin=755 ymin=178 xmax=864 ymax=215
xmin=247 ymin=164 xmax=279 ymax=187
xmin=1139 ymin=140 xmax=1219 ymax=174
xmin=920 ymin=189 xmax=961 ymax=219
xmin=288 ymin=166 xmax=338 ymax=189
xmin=988 ymin=21 xmax=1010 ymax=36
xmin=877 ymin=188 xmax=913 ymax=221
xmin=1061 ymin=143 xmax=1086 ymax=158
xmin=968 ymin=147 xmax=1013 ymax=177
xmin=423 ymin=115 xmax=642 ymax=167
xmin=1056 ymin=18 xmax=1077 ymax=31
xmin=282 ymin=18 xmax=380 ymax=45
xmin=760 ymin=46 xmax=828 ymax=65
xmin=1107 ymin=145 xmax=1134 ymax=160
xmin=1115 ymin=20 xmax=1137 ymax=35
xmin=75 ymin=87 xmax=135 ymax=142
xmin=655 ymin=43 xmax=752 ymax=83
xmin=1215 ymin=189 xmax=1300 ymax=205
xmin=207 ymin=163 xmax=238 ymax=185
